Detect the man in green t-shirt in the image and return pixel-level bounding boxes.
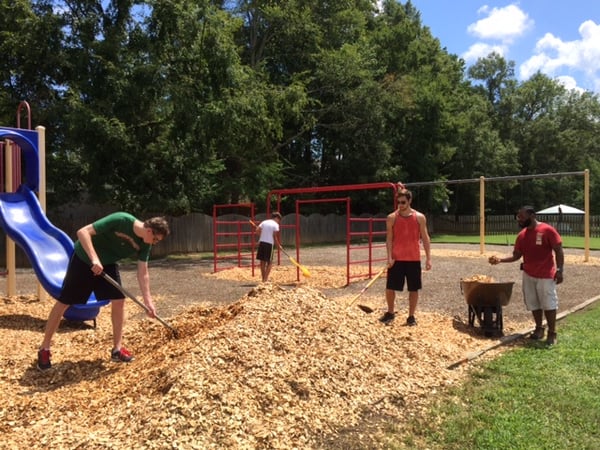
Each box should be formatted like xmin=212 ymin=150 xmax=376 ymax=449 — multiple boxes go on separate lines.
xmin=37 ymin=213 xmax=170 ymax=371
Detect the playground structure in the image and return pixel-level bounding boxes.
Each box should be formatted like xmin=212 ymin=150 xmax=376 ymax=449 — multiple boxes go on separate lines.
xmin=0 ymin=102 xmax=108 ymax=326
xmin=212 ymin=202 xmax=257 ymax=276
xmin=404 ymin=171 xmax=591 ymax=261
xmin=213 ymin=183 xmax=400 ymax=285
xmin=213 ymin=171 xmax=592 ymax=283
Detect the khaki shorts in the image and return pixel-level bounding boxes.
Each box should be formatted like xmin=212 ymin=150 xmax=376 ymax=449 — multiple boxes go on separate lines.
xmin=522 ymin=272 xmax=558 ymax=311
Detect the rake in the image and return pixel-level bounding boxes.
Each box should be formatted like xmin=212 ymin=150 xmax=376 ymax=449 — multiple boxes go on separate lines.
xmin=101 ymin=272 xmax=179 ymax=338
xmin=279 ymin=247 xmax=311 ymax=278
xmin=348 ymin=266 xmax=387 ymax=313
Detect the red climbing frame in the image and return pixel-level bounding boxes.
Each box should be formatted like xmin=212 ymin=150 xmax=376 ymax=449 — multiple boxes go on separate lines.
xmin=212 ymin=203 xmax=256 ymax=274
xmin=267 ymin=182 xmax=399 ymax=285
xmin=212 ymin=183 xmax=400 ymax=283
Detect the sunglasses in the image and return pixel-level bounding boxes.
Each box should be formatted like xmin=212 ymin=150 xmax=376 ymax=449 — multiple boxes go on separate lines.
xmin=398 ymin=200 xmax=408 ymax=205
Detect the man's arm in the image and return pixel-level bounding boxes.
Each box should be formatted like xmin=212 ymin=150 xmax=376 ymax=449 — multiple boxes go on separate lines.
xmin=385 ymin=212 xmax=395 ymax=267
xmin=137 ymin=261 xmax=156 ymax=317
xmin=417 ymin=213 xmax=432 ymax=270
xmin=274 ymin=230 xmax=282 ymax=249
xmin=553 ymin=243 xmax=564 ymax=284
xmin=489 ymin=249 xmax=523 ymax=265
xmin=77 ymin=223 xmax=102 ymax=274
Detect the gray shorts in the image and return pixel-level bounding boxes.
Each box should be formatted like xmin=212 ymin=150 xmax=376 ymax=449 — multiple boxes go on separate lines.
xmin=522 ymin=272 xmax=558 ymax=311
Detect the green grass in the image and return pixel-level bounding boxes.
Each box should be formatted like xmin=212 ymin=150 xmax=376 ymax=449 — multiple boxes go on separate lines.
xmin=390 ymin=302 xmax=600 ymax=449
xmin=431 ymin=234 xmax=600 ymax=250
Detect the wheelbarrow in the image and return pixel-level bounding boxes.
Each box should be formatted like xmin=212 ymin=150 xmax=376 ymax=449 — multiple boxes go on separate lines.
xmin=460 ymin=278 xmax=514 ymax=337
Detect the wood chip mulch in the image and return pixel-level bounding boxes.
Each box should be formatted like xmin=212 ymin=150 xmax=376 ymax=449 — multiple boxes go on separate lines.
xmin=1 ymin=268 xmax=528 ymax=449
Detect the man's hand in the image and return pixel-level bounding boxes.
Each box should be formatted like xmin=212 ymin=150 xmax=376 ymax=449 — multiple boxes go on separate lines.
xmin=488 ymin=256 xmax=501 ymax=265
xmin=90 ymin=260 xmax=104 ymax=275
xmin=554 ymin=271 xmax=564 ymax=284
xmin=144 ymin=298 xmax=157 ymax=318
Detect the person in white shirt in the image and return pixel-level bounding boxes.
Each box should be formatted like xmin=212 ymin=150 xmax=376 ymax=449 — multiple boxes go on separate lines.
xmin=255 ymin=212 xmax=282 ymax=282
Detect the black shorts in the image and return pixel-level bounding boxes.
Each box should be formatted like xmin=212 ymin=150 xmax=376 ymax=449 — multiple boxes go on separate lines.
xmin=386 ymin=261 xmax=422 ymax=292
xmin=58 ymin=254 xmax=124 ymax=305
xmin=256 ymin=242 xmax=274 ymax=262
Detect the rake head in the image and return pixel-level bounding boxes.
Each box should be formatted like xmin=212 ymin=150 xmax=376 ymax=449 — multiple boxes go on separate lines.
xmin=357 ymin=304 xmax=374 ymax=314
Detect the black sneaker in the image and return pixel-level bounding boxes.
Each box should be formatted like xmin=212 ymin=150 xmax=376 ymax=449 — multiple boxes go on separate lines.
xmin=406 ymin=315 xmax=417 ymax=326
xmin=111 ymin=347 xmax=134 ymax=363
xmin=529 ymin=327 xmax=545 ymax=340
xmin=37 ymin=348 xmax=51 ymax=371
xmin=379 ymin=311 xmax=395 ymax=325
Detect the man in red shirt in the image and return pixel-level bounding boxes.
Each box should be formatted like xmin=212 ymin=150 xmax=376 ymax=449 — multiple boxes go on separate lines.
xmin=489 ymin=206 xmax=564 ymax=345
xmin=380 ymin=186 xmax=432 ymax=326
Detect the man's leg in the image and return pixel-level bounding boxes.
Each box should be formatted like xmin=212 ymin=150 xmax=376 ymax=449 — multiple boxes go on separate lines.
xmin=531 ymin=309 xmax=544 ymax=328
xmin=408 ymin=291 xmax=418 ymax=317
xmin=528 ymin=309 xmax=546 ymax=339
xmin=111 ymin=299 xmax=125 ymax=350
xmin=544 ymin=309 xmax=557 ymax=335
xmin=260 ymin=260 xmax=267 ymax=281
xmin=264 ymin=261 xmax=273 ymax=281
xmin=385 ymin=288 xmax=396 ymax=313
xmin=40 ymin=301 xmax=69 ymax=349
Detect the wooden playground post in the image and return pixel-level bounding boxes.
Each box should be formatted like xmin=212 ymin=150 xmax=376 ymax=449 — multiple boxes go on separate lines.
xmin=37 ymin=126 xmax=46 ymax=301
xmin=4 ymin=140 xmax=16 ymax=296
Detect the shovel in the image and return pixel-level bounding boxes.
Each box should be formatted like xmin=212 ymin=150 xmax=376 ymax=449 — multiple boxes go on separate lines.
xmin=101 ymin=272 xmax=179 ymax=338
xmin=348 ymin=266 xmax=387 ymax=313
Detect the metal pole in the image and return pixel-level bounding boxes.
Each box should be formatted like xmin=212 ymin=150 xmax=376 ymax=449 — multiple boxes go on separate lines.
xmin=584 ymin=169 xmax=590 ymax=262
xmin=479 ymin=176 xmax=485 ymax=255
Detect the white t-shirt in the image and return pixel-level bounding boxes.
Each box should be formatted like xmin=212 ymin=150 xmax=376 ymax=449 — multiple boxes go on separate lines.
xmin=259 ymin=219 xmax=279 ymax=245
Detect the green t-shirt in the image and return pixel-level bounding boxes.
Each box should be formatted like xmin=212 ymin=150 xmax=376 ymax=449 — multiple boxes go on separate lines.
xmin=74 ymin=212 xmax=152 ymax=265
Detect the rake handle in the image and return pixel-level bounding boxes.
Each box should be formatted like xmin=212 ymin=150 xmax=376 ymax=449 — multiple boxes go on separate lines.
xmin=348 ymin=267 xmax=387 ymax=307
xmin=101 ymin=272 xmax=178 ymax=337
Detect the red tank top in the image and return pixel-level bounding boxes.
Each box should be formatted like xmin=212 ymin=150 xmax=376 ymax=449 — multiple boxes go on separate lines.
xmin=392 ymin=211 xmax=421 ymax=261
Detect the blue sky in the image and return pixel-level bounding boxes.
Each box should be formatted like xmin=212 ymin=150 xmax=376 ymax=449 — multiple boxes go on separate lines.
xmin=403 ymin=1 xmax=600 ymax=93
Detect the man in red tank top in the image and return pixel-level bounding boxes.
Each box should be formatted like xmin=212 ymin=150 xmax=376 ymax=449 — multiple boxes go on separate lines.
xmin=489 ymin=206 xmax=564 ymax=345
xmin=380 ymin=185 xmax=432 ymax=326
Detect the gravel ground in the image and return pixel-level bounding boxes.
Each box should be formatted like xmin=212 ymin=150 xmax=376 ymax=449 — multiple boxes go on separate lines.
xmin=6 ymin=243 xmax=599 ymax=331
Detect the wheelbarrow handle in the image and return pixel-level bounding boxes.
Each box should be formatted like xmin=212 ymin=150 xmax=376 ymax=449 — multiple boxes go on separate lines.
xmin=100 ymin=272 xmax=178 ymax=338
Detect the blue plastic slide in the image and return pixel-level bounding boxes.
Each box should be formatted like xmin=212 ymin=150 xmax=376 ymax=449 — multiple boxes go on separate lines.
xmin=0 ymin=184 xmax=108 ymax=319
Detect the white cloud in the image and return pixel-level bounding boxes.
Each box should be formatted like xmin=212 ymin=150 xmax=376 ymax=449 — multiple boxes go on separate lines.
xmin=519 ymin=20 xmax=600 ymax=91
xmin=462 ymin=42 xmax=507 ymax=63
xmin=555 ymin=76 xmax=586 ymax=94
xmin=468 ymin=4 xmax=533 ymax=44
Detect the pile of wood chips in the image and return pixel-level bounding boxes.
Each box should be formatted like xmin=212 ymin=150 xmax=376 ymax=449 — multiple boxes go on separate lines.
xmin=210 ymin=265 xmax=356 ymax=288
xmin=1 ymin=280 xmax=508 ymax=449
xmin=461 ymin=274 xmax=495 ymax=283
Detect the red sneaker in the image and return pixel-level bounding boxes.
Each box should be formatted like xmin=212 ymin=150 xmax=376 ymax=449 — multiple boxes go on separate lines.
xmin=37 ymin=348 xmax=52 ymax=371
xmin=111 ymin=347 xmax=134 ymax=362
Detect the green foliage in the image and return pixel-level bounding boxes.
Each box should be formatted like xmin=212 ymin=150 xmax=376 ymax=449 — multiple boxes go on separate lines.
xmin=1 ymin=0 xmax=599 ymax=216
